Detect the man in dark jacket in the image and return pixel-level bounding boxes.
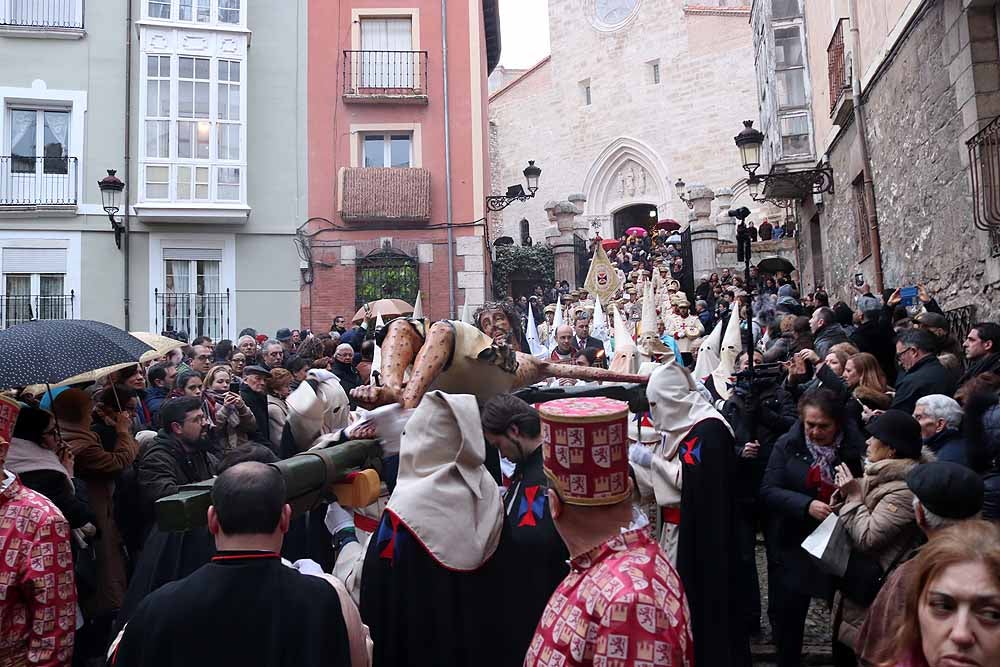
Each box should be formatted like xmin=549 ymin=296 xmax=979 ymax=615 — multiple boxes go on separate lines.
xmin=892 ymin=330 xmax=957 ymax=415
xmin=809 ymin=307 xmax=849 ymax=358
xmin=914 ymin=311 xmax=964 ymax=361
xmin=914 ymin=394 xmax=968 ymax=467
xmin=111 ymin=462 xmax=354 ymax=667
xmin=240 ymin=365 xmax=272 ymax=447
xmin=135 ymin=398 xmax=218 ymax=517
xmin=330 ymin=344 xmax=363 ymax=408
xmin=959 ymin=322 xmax=1000 ymax=387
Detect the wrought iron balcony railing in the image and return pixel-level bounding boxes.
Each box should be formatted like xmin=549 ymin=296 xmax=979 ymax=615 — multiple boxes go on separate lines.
xmin=1 ymin=292 xmax=75 ymax=328
xmin=342 ymin=50 xmax=429 ymax=101
xmin=0 ymin=0 xmax=84 ymax=29
xmin=828 ymin=18 xmax=849 ymax=114
xmin=155 ymin=289 xmax=230 ymax=341
xmin=0 ymin=156 xmax=78 ymax=206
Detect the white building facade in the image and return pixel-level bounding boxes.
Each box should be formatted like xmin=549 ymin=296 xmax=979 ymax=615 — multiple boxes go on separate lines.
xmin=0 ymin=0 xmax=306 ymax=337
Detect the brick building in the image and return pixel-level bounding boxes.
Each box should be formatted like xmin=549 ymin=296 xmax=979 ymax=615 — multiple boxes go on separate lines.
xmin=299 ymin=0 xmax=501 ymax=330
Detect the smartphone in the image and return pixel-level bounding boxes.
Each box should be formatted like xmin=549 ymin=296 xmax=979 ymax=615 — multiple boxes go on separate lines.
xmin=899 ymin=285 xmax=918 ymax=307
xmin=854 ymin=273 xmax=865 ymax=287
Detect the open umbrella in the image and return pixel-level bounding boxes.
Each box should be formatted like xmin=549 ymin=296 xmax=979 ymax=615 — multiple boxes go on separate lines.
xmin=601 ymin=239 xmax=621 ymax=251
xmin=625 ymin=227 xmax=648 ymax=237
xmin=756 ymin=256 xmax=796 ymax=275
xmin=0 ymin=319 xmax=153 ymax=388
xmin=130 ymin=331 xmax=186 ymax=363
xmin=352 ymin=299 xmax=414 ymax=324
xmin=655 ymin=219 xmax=681 ymax=232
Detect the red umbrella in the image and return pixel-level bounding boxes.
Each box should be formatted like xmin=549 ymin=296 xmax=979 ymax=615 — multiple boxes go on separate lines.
xmin=625 ymin=227 xmax=648 ymax=237
xmin=601 ymin=239 xmax=621 ymax=250
xmin=655 ymin=219 xmax=681 ymax=232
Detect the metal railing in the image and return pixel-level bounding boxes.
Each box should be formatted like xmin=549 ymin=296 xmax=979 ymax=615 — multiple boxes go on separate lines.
xmin=967 ymin=115 xmax=1000 ymax=232
xmin=945 ymin=305 xmax=977 ymax=345
xmin=1 ymin=291 xmax=74 ymax=328
xmin=0 ymin=0 xmax=84 ymax=28
xmin=342 ymin=50 xmax=429 ymax=95
xmin=0 ymin=156 xmax=78 ymax=206
xmin=155 ymin=289 xmax=230 ymax=341
xmin=828 ymin=18 xmax=848 ymax=113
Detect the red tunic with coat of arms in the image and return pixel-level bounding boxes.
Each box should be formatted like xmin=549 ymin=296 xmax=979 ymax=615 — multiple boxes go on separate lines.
xmin=0 ymin=476 xmax=76 ymax=667
xmin=524 ymin=528 xmax=693 ymax=667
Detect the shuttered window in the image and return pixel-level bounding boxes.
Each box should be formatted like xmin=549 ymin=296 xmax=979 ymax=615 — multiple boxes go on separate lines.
xmin=162 ymin=247 xmax=223 ymax=261
xmin=2 ymin=247 xmax=68 ymax=274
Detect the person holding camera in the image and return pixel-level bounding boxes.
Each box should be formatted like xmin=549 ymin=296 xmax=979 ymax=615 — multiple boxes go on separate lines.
xmin=721 ymin=349 xmax=797 ymax=639
xmin=202 ymin=365 xmax=257 ymax=454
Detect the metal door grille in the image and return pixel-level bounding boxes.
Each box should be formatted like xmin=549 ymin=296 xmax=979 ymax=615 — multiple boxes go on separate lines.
xmin=355 ymin=247 xmax=418 ymax=310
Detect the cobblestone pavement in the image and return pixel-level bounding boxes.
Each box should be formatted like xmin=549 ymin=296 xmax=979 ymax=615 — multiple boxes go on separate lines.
xmin=751 ymin=540 xmax=834 ymax=666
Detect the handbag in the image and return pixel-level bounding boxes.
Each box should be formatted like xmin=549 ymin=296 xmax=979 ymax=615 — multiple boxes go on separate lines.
xmin=837 ymin=540 xmax=913 ymax=606
xmin=801 ymin=513 xmax=851 ymax=577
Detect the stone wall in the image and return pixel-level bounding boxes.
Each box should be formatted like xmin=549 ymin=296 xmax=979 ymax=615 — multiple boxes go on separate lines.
xmin=807 ymin=1 xmax=1000 ymax=321
xmin=488 ymin=1 xmax=762 ymax=245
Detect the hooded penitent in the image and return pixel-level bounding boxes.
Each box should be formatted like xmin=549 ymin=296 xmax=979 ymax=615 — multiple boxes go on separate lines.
xmin=385 ymin=391 xmax=503 ymax=571
xmin=644 ymin=348 xmax=749 ymax=666
xmin=637 ymin=282 xmax=672 ymax=362
xmin=710 ymin=310 xmax=743 ymax=401
xmin=692 ymin=318 xmax=724 ymax=381
xmin=285 ymin=373 xmax=351 ymax=451
xmin=608 ymin=304 xmax=639 ymax=375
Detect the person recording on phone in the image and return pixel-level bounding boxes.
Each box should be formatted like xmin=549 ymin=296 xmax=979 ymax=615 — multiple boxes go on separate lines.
xmin=203 ymin=365 xmax=257 ymax=454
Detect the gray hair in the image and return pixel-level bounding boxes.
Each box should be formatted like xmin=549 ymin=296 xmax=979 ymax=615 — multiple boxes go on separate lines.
xmin=329 ymin=331 xmax=341 ymax=344
xmin=335 ymin=343 xmax=354 ymax=355
xmin=262 ymin=339 xmax=283 ymax=352
xmin=574 ymin=312 xmax=591 ymax=323
xmin=237 ymin=335 xmax=256 ymax=346
xmin=913 ymin=497 xmax=957 ymax=533
xmin=915 ymin=394 xmax=963 ymax=430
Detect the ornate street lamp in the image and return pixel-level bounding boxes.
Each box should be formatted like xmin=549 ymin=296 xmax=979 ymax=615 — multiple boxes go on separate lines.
xmin=732 ymin=121 xmax=833 ymax=206
xmin=98 ymin=169 xmax=126 ymax=250
xmin=734 ymin=120 xmax=765 ymax=176
xmin=486 ymin=161 xmax=542 ymax=212
xmin=674 ymin=178 xmax=694 ymax=210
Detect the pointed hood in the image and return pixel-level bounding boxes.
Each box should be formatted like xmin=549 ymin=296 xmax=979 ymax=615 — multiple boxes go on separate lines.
xmin=646 ymin=350 xmax=731 ymax=457
xmin=525 ymin=303 xmax=547 ymax=358
xmin=548 ymin=295 xmax=564 ymax=351
xmin=692 ymin=320 xmax=724 ymax=381
xmin=609 ymin=304 xmax=638 ymax=374
xmin=711 ymin=311 xmax=743 ymax=401
xmin=592 ymin=296 xmax=609 ymax=341
xmin=412 ymin=292 xmax=423 ymax=320
xmin=637 ymin=282 xmax=671 ymax=362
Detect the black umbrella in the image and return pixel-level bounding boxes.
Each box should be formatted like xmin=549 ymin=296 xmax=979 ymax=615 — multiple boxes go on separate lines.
xmin=0 ymin=319 xmax=154 ymax=388
xmin=756 ymin=256 xmax=796 ymax=275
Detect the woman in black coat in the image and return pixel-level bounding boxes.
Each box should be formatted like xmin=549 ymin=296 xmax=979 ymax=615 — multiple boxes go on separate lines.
xmin=760 ymin=388 xmax=865 ymax=667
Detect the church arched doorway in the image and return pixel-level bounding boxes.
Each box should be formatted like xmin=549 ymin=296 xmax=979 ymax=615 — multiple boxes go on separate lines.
xmin=612 ymin=203 xmax=658 ymax=238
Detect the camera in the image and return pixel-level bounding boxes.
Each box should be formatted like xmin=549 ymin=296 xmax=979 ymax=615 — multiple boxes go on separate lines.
xmin=733 ymin=362 xmax=784 ymax=397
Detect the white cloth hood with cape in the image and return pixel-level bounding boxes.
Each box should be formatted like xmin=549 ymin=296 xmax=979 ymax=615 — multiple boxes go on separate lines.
xmin=386 ymin=391 xmax=503 ymax=571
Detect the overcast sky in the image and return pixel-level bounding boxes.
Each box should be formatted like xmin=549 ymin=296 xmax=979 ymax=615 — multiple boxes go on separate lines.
xmin=498 ymin=0 xmax=551 ymax=68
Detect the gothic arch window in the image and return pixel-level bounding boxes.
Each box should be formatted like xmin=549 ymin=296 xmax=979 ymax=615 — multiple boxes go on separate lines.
xmin=355 ymin=246 xmax=419 ymax=309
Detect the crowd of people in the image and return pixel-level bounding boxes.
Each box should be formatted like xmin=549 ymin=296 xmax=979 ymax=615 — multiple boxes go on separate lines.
xmin=2 ymin=251 xmax=1000 ymax=667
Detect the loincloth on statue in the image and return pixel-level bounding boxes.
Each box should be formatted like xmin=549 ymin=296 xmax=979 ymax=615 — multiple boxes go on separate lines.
xmin=378 ymin=318 xmax=519 ymax=405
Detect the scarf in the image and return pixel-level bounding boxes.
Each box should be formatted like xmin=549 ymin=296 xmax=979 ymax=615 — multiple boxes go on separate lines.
xmin=805 ymin=430 xmax=843 ymax=502
xmin=5 ymin=438 xmax=68 ymax=480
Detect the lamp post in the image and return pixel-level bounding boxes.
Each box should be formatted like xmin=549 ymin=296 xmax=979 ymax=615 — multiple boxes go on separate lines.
xmin=486 ymin=160 xmax=542 ymax=212
xmin=733 ymin=120 xmax=833 ymax=205
xmin=98 ymin=169 xmax=126 ymax=250
xmin=674 ymin=178 xmax=695 ymax=209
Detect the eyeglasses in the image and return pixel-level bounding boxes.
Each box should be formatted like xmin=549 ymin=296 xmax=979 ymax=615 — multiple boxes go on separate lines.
xmin=895 ymin=347 xmax=914 ymax=362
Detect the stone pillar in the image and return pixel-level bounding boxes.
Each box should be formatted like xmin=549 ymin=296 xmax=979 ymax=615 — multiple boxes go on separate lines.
xmin=568 ymin=193 xmax=589 ymax=236
xmin=686 ymin=184 xmax=718 ymax=280
xmin=714 ymin=187 xmax=736 ymax=243
xmin=545 ymin=199 xmax=583 ymax=287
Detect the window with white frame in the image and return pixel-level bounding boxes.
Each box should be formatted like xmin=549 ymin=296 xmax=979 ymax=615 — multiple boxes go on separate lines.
xmin=359 ymin=17 xmax=414 ymax=87
xmin=774 ymin=26 xmax=806 ymax=108
xmin=1 ymin=247 xmax=71 ymax=327
xmin=160 ymin=248 xmax=228 ymax=339
xmin=362 ymin=133 xmax=412 ymax=168
xmin=8 ymin=108 xmax=69 ymax=173
xmin=141 ymin=52 xmax=245 ymax=203
xmin=146 ymin=0 xmax=242 ymax=25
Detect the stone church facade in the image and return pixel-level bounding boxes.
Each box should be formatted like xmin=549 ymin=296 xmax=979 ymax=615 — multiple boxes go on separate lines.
xmin=489 ymin=1 xmax=762 ymax=258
